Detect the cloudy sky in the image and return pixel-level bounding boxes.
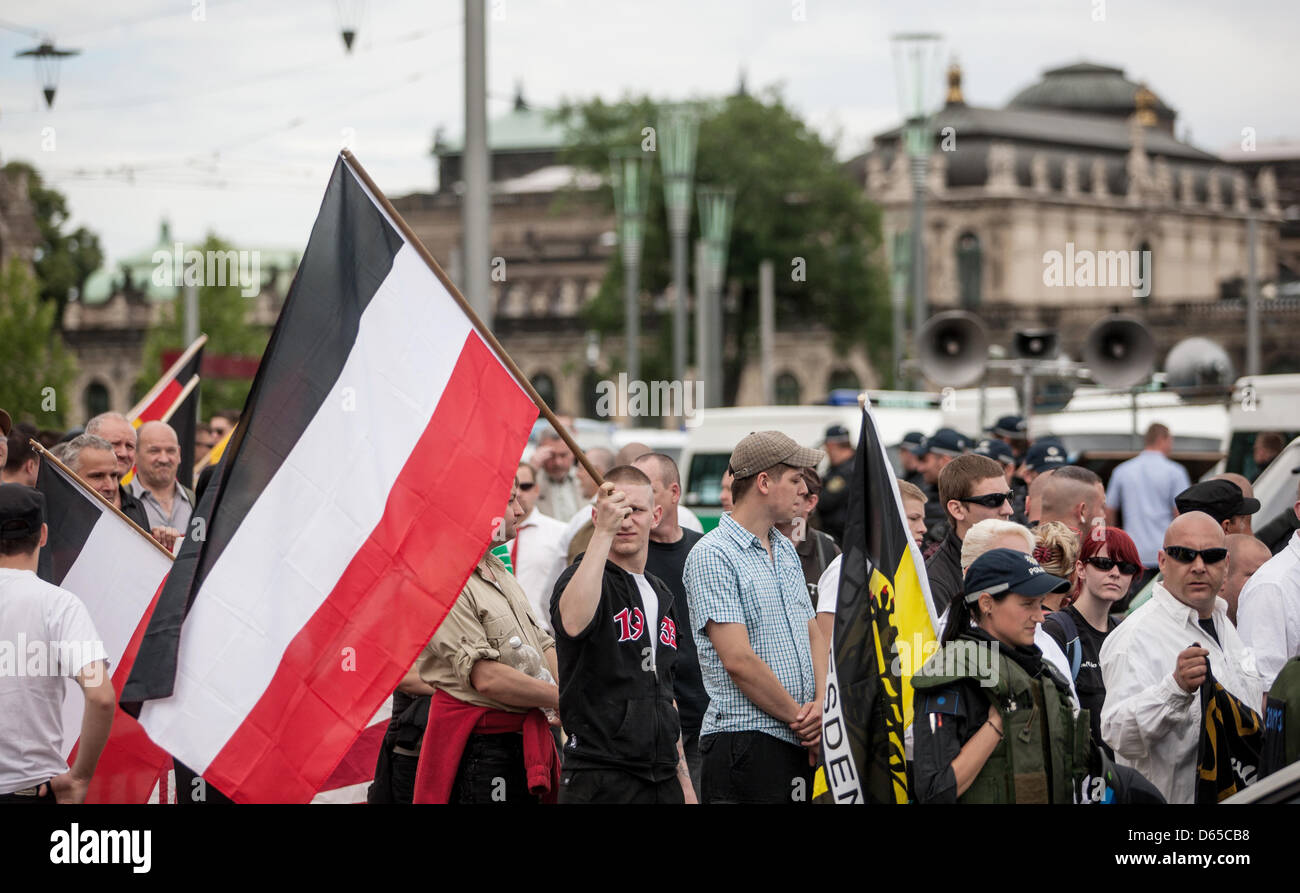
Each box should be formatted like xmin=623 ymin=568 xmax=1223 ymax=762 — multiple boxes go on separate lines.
xmin=0 ymin=0 xmax=1294 ymax=264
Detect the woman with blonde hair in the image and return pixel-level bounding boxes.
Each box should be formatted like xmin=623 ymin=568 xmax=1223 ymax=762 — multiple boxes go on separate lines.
xmin=1031 ymin=521 xmax=1080 ymax=613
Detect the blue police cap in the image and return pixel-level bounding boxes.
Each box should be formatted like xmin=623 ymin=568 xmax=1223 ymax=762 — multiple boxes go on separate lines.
xmin=963 ymin=548 xmax=1070 ymax=602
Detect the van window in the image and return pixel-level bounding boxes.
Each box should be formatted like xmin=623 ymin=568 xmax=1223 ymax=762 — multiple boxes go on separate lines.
xmin=685 ymin=452 xmax=731 ymax=506
xmin=1226 ymin=431 xmax=1299 ymax=478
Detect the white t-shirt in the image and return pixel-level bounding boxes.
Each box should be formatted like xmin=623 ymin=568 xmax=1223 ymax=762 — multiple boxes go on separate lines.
xmin=631 ymin=572 xmax=659 ymax=661
xmin=0 ymin=568 xmax=108 ymax=794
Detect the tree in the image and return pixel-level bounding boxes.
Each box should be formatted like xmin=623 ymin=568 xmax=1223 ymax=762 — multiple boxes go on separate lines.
xmin=137 ymin=234 xmax=269 ymax=416
xmin=553 ymin=86 xmax=892 ymax=404
xmin=0 ymin=259 xmax=77 ymax=427
xmin=2 ymin=161 xmax=104 ymax=330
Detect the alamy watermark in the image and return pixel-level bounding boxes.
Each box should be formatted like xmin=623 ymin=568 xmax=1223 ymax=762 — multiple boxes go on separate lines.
xmin=152 ymin=242 xmax=261 ymax=297
xmin=893 ymin=634 xmax=1001 ymax=686
xmin=594 ymin=373 xmax=706 ymax=425
xmin=0 ymin=635 xmax=107 ymax=686
xmin=1042 ymin=242 xmax=1151 ymax=299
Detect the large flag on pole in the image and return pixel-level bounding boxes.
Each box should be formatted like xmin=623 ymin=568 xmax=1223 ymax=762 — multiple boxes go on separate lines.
xmin=817 ymin=404 xmax=939 ymax=803
xmin=34 ymin=446 xmax=174 ymax=804
xmin=121 ymin=153 xmax=538 ymax=803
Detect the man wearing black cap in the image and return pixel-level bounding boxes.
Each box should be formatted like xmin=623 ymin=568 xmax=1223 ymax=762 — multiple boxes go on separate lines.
xmin=0 ymin=485 xmax=116 ymax=803
xmin=899 ymin=431 xmax=927 ymax=491
xmin=910 ymin=428 xmax=971 ymax=547
xmin=988 ymin=415 xmax=1030 ymax=462
xmin=816 ymin=424 xmax=855 ymax=543
xmin=1175 ymin=478 xmax=1261 ymax=536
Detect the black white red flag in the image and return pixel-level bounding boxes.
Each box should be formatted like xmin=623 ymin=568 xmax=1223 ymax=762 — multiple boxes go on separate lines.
xmin=121 ymin=154 xmax=537 ymax=803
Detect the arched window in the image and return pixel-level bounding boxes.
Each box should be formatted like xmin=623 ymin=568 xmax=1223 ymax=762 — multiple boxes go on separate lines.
xmin=84 ymin=381 xmax=110 ymax=419
xmin=956 ymin=231 xmax=982 ymax=309
xmin=775 ymin=372 xmax=802 ymax=406
xmin=1135 ymin=240 xmax=1153 ymax=306
xmin=530 ymin=372 xmax=557 ymax=411
xmin=826 ymin=368 xmax=861 ymax=393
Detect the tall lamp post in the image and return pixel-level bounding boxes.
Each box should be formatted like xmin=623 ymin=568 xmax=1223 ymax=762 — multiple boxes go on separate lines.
xmin=890 ymin=32 xmax=944 ymax=388
xmin=697 ymin=186 xmax=735 ymax=408
xmin=611 ymin=148 xmax=652 ymax=387
xmin=658 ymin=105 xmax=699 ymax=395
xmin=16 ymin=39 xmax=80 ymax=109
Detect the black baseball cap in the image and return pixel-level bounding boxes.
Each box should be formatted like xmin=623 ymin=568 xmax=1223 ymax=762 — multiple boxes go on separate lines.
xmin=973 ymin=439 xmax=1016 ymax=467
xmin=901 ymin=431 xmax=925 ymax=449
xmin=0 ymin=484 xmax=44 ymax=540
xmin=963 ymin=548 xmax=1070 ymax=603
xmin=989 ymin=415 xmax=1027 ymax=439
xmin=1020 ymin=440 xmax=1067 ymax=473
xmin=824 ymin=424 xmax=852 ymax=445
xmin=1175 ymin=479 xmax=1261 ymax=524
xmin=909 ymin=428 xmax=970 ymax=457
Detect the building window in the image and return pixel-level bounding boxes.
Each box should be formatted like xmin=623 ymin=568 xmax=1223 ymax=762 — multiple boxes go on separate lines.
xmin=826 ymin=368 xmax=861 ymax=393
xmin=956 ymin=231 xmax=982 ymax=309
xmin=775 ymin=372 xmax=802 ymax=406
xmin=530 ymin=372 xmax=557 ymax=411
xmin=1136 ymin=240 xmax=1153 ymax=306
xmin=84 ymin=381 xmax=110 ymax=419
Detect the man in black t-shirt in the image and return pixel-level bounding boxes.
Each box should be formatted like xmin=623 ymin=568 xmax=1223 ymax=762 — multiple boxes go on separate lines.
xmin=1043 ymin=526 xmax=1142 ymax=758
xmin=634 ymin=452 xmax=708 ymax=792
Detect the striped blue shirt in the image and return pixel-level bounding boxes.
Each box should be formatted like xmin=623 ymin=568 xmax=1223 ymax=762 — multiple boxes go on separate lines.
xmin=683 ymin=513 xmax=816 ymax=745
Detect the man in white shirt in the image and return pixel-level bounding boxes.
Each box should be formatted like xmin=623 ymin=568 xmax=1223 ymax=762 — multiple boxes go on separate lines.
xmin=0 ymin=485 xmax=116 ymax=803
xmin=505 ymin=462 xmax=568 ymax=633
xmin=1236 ymin=481 xmax=1300 ymax=688
xmin=1100 ymin=511 xmax=1264 ymax=804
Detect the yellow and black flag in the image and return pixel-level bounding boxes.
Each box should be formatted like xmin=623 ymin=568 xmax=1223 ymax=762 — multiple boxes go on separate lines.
xmin=816 ymin=403 xmax=938 ymax=803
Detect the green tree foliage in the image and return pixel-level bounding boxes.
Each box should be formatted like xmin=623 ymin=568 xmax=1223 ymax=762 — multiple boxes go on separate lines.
xmin=0 ymin=259 xmax=77 ymax=427
xmin=553 ymin=86 xmax=892 ymax=403
xmin=2 ymin=161 xmax=103 ymax=330
xmin=137 ymin=235 xmax=269 ymax=415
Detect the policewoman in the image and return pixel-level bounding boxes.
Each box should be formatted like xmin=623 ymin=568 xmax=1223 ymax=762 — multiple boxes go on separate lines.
xmin=912 ymin=548 xmax=1089 ymax=803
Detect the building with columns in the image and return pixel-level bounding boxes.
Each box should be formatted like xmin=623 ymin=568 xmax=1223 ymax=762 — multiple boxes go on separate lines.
xmin=861 ymin=61 xmax=1297 ymax=386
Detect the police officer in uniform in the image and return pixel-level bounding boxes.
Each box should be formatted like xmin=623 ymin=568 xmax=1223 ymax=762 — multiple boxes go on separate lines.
xmin=816 ymin=425 xmax=855 ymax=544
xmin=899 ymin=431 xmax=927 ymax=491
xmin=988 ymin=415 xmax=1030 ymax=463
xmin=912 ymin=549 xmax=1088 ymax=803
xmin=910 ymin=428 xmax=971 ymax=550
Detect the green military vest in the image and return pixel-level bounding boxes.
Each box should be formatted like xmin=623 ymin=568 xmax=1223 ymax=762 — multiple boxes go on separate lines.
xmin=913 ymin=637 xmax=1090 ymax=804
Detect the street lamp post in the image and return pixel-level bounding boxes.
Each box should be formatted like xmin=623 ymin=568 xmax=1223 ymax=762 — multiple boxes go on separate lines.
xmin=611 ymin=148 xmax=652 ymax=388
xmin=16 ymin=40 xmax=80 ymax=109
xmin=658 ymin=105 xmax=699 ymax=398
xmin=891 ymin=32 xmax=944 ymax=388
xmin=697 ymin=186 xmax=735 ymax=408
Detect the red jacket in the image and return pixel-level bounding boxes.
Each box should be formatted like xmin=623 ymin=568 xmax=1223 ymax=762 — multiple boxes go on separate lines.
xmin=412 ymin=689 xmax=558 ymax=803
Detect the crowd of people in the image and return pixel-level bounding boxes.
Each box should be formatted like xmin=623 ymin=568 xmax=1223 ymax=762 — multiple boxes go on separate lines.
xmin=2 ymin=399 xmax=1298 ymax=805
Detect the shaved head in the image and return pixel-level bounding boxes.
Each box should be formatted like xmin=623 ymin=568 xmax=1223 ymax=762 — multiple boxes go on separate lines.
xmin=1213 ymin=472 xmax=1254 ymax=499
xmin=1164 ymin=510 xmax=1226 ymax=548
xmin=1040 ymin=468 xmax=1105 ymax=529
xmin=1222 ymin=534 xmax=1273 ymax=623
xmin=615 ymin=442 xmax=651 ymax=466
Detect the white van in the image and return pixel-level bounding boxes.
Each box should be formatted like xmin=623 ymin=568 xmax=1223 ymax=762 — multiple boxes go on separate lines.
xmin=1224 ymin=375 xmax=1300 ymax=478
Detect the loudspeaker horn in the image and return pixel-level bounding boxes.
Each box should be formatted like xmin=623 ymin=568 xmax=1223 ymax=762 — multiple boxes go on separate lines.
xmin=917 ymin=311 xmax=989 ymax=387
xmin=1083 ymin=315 xmax=1156 ymax=389
xmin=1164 ymin=337 xmax=1234 ymax=388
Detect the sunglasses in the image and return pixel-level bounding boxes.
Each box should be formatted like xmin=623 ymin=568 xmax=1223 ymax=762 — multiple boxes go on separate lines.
xmin=1084 ymin=556 xmax=1141 ymax=576
xmin=1163 ymin=546 xmax=1228 ymax=565
xmin=956 ymin=491 xmax=1015 ymax=508
xmin=517 ymin=482 xmax=536 ymax=491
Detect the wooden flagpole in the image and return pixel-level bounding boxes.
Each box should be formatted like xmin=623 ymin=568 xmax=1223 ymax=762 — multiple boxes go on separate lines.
xmin=127 ymin=333 xmax=209 ymax=421
xmin=30 ymin=440 xmax=177 ymax=562
xmin=160 ymin=375 xmax=200 ymax=424
xmin=340 ymin=149 xmax=604 ymax=486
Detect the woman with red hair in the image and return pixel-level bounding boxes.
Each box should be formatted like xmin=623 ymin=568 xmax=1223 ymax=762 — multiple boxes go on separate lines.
xmin=1042 ymin=527 xmax=1142 ymax=759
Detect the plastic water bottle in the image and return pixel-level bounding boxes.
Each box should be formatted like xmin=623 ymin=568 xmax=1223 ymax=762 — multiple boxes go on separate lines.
xmin=504 ymin=636 xmax=558 ymax=722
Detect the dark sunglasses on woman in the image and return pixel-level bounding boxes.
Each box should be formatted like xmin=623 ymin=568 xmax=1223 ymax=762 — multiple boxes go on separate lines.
xmin=1084 ymin=556 xmax=1141 ymax=576
xmin=1163 ymin=546 xmax=1228 ymax=565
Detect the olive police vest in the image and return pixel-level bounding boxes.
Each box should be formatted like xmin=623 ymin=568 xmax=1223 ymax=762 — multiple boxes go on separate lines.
xmin=913 ymin=638 xmax=1090 ymax=804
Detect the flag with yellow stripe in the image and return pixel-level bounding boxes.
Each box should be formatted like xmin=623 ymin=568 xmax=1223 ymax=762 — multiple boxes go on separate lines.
xmin=815 ymin=403 xmax=939 ymax=803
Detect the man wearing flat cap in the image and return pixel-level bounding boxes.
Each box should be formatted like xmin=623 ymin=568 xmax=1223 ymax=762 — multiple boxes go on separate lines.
xmin=0 ymin=485 xmax=116 ymax=803
xmin=684 ymin=431 xmax=829 ymax=803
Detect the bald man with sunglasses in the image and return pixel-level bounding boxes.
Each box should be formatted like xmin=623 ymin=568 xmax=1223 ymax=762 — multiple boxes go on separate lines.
xmin=1099 ymin=512 xmax=1264 ymax=804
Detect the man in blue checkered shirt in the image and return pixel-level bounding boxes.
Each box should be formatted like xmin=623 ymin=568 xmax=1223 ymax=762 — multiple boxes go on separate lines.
xmin=684 ymin=431 xmax=829 ymax=803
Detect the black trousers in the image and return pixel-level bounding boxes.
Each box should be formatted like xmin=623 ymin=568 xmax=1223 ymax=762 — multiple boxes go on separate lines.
xmin=558 ymin=767 xmax=683 ymax=804
xmin=450 ymin=732 xmax=538 ymax=805
xmin=700 ymin=731 xmax=814 ymax=804
xmin=0 ymin=782 xmax=55 ymax=804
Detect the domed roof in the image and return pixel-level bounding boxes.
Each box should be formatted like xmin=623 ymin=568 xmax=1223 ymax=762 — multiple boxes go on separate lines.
xmin=1008 ymin=62 xmax=1175 ymax=122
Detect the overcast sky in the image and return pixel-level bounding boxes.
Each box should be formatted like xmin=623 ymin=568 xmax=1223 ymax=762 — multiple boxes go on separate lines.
xmin=0 ymin=0 xmax=1295 ymax=265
